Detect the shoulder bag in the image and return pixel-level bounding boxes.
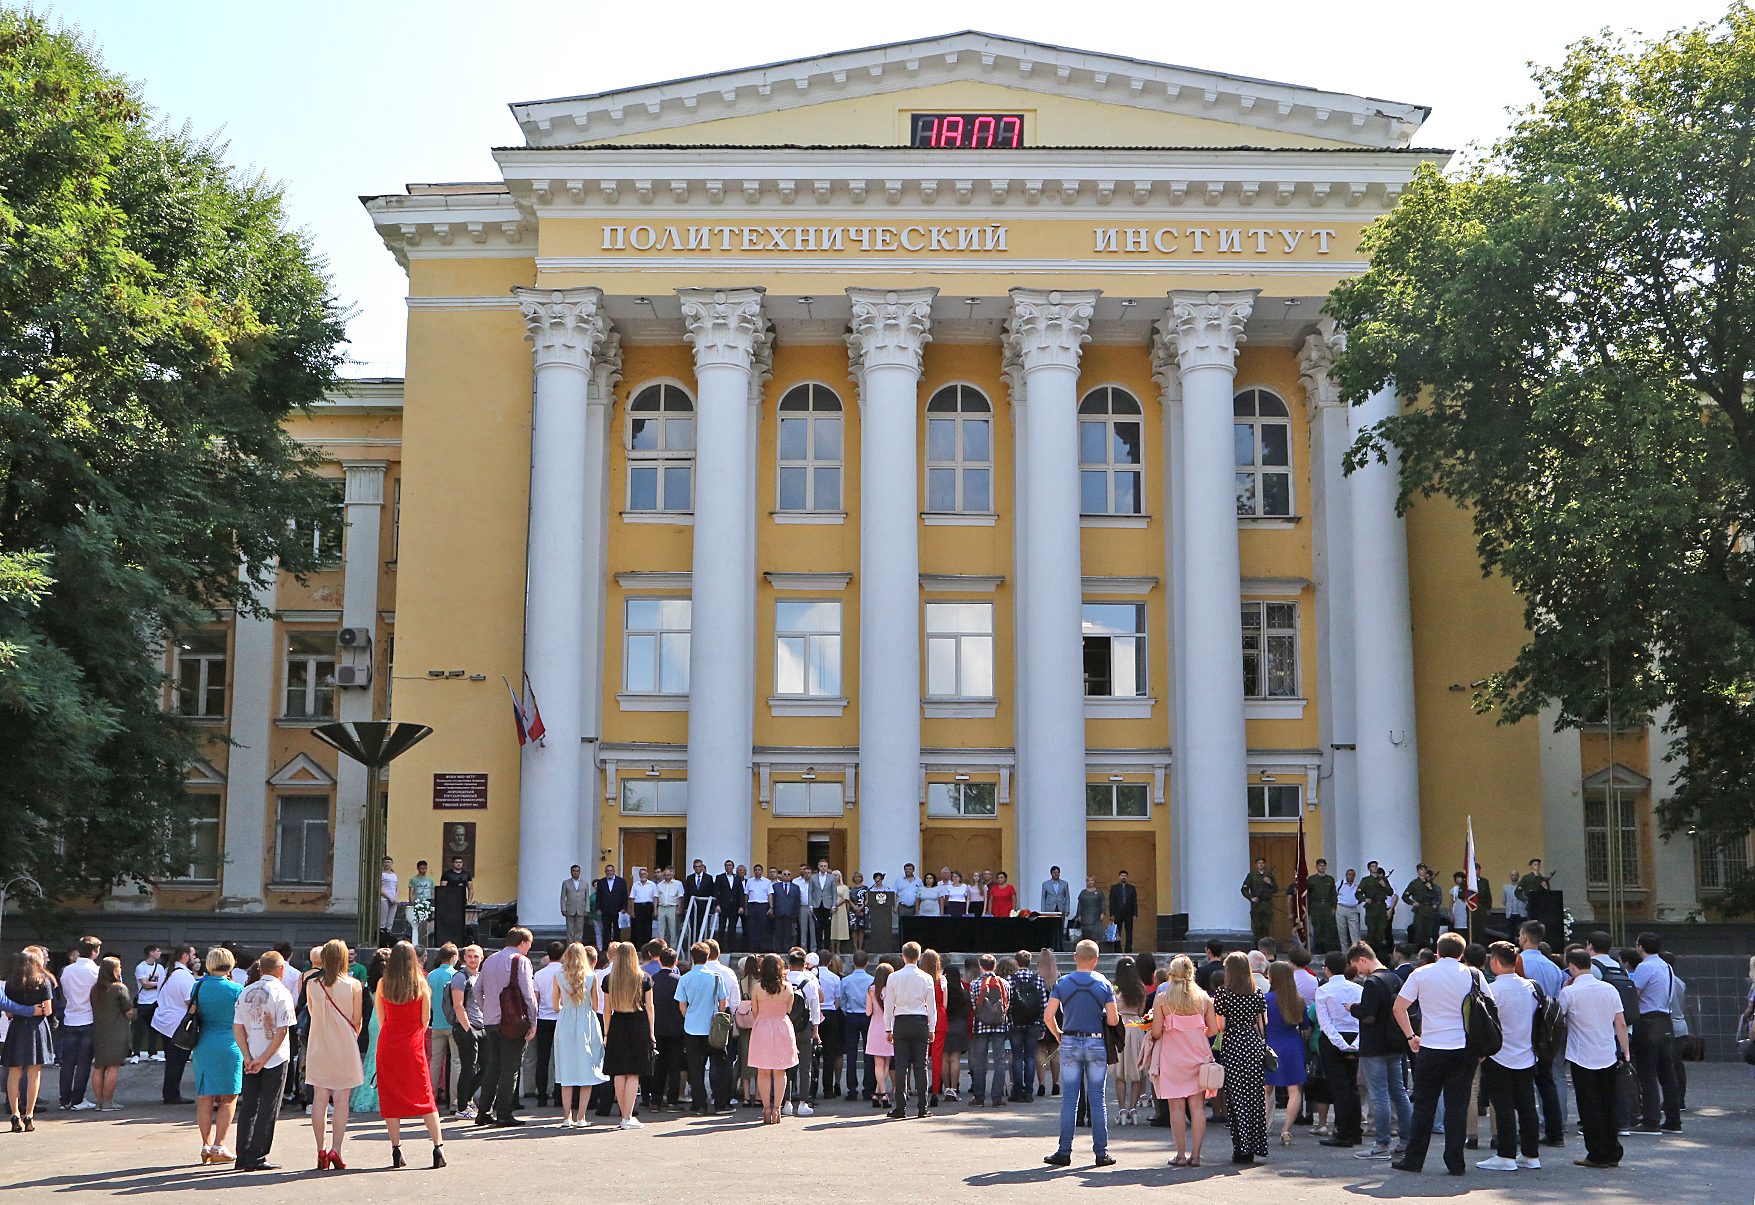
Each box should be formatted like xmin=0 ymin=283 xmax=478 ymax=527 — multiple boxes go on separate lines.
xmin=1462 ymin=972 xmax=1504 ymax=1059
xmin=170 ymin=978 xmax=205 ymax=1051
xmin=498 ymin=954 xmax=531 ymax=1039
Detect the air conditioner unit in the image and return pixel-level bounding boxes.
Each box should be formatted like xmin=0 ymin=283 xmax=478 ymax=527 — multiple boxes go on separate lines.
xmin=335 ymin=664 xmax=367 ymax=687
xmin=338 ymin=626 xmax=373 ymax=648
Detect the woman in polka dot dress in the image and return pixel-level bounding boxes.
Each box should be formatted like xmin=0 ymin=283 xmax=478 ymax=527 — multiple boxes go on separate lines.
xmin=1213 ymin=951 xmax=1269 ymax=1164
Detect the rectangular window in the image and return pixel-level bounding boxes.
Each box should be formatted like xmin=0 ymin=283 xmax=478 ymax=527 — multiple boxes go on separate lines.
xmin=1082 ymin=603 xmax=1147 ymax=697
xmin=1696 ymin=832 xmax=1750 ymax=892
xmin=621 ymin=779 xmax=688 ymax=816
xmin=284 ymin=632 xmax=337 ymax=719
xmin=927 ymin=781 xmax=998 ymax=817
xmin=775 ymin=601 xmax=842 ymax=697
xmin=773 ymin=781 xmax=845 ymax=817
xmin=1247 ymin=784 xmax=1301 ymax=818
xmin=173 ymin=792 xmax=222 ymax=881
xmin=925 ymin=602 xmax=995 ymax=697
xmin=624 ymin=597 xmax=691 ymax=693
xmin=1085 ymin=783 xmax=1150 ymax=818
xmin=175 ymin=630 xmax=228 ymax=717
xmin=274 ymin=794 xmax=330 ymax=885
xmin=292 ymin=481 xmax=345 ymax=561
xmin=1584 ymin=795 xmax=1642 ymax=888
xmin=1241 ymin=602 xmax=1299 ymax=698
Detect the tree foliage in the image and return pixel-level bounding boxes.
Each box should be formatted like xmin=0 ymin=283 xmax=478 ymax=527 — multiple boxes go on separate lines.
xmin=0 ymin=9 xmax=347 ymax=917
xmin=1328 ymin=3 xmax=1755 ymax=913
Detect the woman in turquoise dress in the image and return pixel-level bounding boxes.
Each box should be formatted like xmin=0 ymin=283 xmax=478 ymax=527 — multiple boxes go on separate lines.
xmin=189 ymin=948 xmax=244 ymax=1164
xmin=351 ymin=951 xmax=389 ymax=1114
xmin=551 ymin=944 xmax=608 ymax=1126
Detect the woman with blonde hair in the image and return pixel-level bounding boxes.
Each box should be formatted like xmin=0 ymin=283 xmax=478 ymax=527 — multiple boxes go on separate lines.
xmin=190 ymin=947 xmax=244 ymax=1164
xmin=552 ymin=943 xmax=607 ymax=1126
xmin=1034 ymin=948 xmax=1062 ymax=1097
xmin=1151 ymin=955 xmax=1222 ymax=1167
xmin=304 ymin=939 xmax=363 ymax=1170
xmin=89 ymin=956 xmax=134 ymax=1111
xmin=599 ymin=942 xmax=655 ymax=1129
xmin=830 ymin=871 xmax=851 ymax=953
xmin=375 ymin=942 xmax=444 ymax=1167
xmin=1215 ymin=951 xmax=1269 ymax=1164
xmin=746 ymin=953 xmax=798 ymax=1124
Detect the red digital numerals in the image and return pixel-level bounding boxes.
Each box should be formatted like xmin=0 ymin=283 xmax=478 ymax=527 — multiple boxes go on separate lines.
xmin=911 ymin=114 xmax=1023 ymax=148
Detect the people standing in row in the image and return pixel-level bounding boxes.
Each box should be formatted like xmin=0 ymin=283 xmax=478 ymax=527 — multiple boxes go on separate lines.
xmin=374 ymin=941 xmax=445 ymax=1167
xmin=1150 ymin=955 xmax=1219 ymax=1166
xmin=1076 ymin=876 xmax=1104 ymax=943
xmin=1401 ymin=865 xmax=1442 ymax=951
xmin=1360 ymin=864 xmax=1395 ymax=954
xmin=1304 ymin=860 xmax=1339 ymax=951
xmin=884 ymin=942 xmax=935 ymax=1119
xmin=228 ymin=950 xmax=293 ymax=1170
xmin=305 ymin=939 xmax=363 ymax=1169
xmin=1262 ymin=961 xmax=1309 ymax=1146
xmin=1334 ymin=871 xmax=1364 ymax=951
xmin=1475 ymin=941 xmax=1541 ymax=1171
xmin=561 ymin=866 xmax=590 ymax=945
xmin=1312 ymin=951 xmax=1362 ymax=1149
xmin=188 ymin=947 xmax=243 ymax=1165
xmin=1389 ymin=931 xmax=1481 ymax=1176
xmin=473 ymin=927 xmax=536 ymax=1128
xmin=1629 ymin=932 xmax=1682 ymax=1134
xmin=628 ymin=868 xmax=656 ymax=947
xmin=4 ymin=949 xmax=57 ymax=1130
xmin=747 ymin=953 xmax=797 ymax=1124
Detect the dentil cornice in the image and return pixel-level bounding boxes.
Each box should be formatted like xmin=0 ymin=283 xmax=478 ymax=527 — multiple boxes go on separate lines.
xmin=515 ymin=286 xmax=610 ymax=372
xmin=677 ymin=288 xmax=769 ymax=371
xmin=846 ymin=287 xmax=938 ymax=377
xmin=1167 ymin=289 xmax=1258 ymax=373
xmin=1003 ymin=288 xmax=1100 ymax=372
xmin=1296 ymin=317 xmax=1346 ymax=420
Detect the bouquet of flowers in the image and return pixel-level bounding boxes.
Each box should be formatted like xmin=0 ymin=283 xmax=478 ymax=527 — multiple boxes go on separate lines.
xmin=408 ymin=897 xmax=435 ymax=927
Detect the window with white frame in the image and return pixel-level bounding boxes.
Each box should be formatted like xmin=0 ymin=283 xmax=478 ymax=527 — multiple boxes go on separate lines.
xmin=1241 ymin=602 xmax=1299 ymax=698
xmin=173 ymin=792 xmax=222 ymax=881
xmin=284 ymin=632 xmax=337 ymax=719
xmin=778 ymin=383 xmax=843 ymax=511
xmin=291 ymin=481 xmax=345 ymax=561
xmin=624 ymin=597 xmax=691 ymax=693
xmin=1079 ymin=387 xmax=1144 ymax=515
xmin=626 ymin=383 xmax=695 ymax=512
xmin=274 ymin=794 xmax=330 ymax=884
xmin=175 ymin=630 xmax=227 ymax=717
xmin=773 ymin=781 xmax=844 ymax=817
xmin=925 ymin=602 xmax=994 ymax=697
xmin=1083 ymin=603 xmax=1147 ymax=697
xmin=622 ymin=778 xmax=688 ymax=816
xmin=928 ymin=781 xmax=997 ymax=817
xmin=1248 ymin=783 xmax=1301 ymax=818
xmin=775 ymin=601 xmax=841 ymax=697
xmin=1584 ymin=793 xmax=1642 ymax=888
xmin=1696 ymin=831 xmax=1751 ymax=892
xmin=1086 ymin=782 xmax=1149 ymax=818
xmin=926 ymin=384 xmax=993 ymax=513
xmin=1234 ymin=389 xmax=1293 ymax=517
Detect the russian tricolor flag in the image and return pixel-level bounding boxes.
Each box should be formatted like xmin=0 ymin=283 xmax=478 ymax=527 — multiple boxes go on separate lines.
xmin=504 ymin=675 xmax=547 ymax=747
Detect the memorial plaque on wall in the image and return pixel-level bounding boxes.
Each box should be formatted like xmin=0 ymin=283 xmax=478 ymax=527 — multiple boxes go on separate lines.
xmin=441 ymin=821 xmax=477 ymax=877
xmin=433 ymin=773 xmax=489 ymax=809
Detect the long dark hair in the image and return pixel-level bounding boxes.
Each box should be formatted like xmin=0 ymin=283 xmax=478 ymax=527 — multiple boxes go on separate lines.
xmin=758 ymin=953 xmax=785 ymax=995
xmin=6 ymin=948 xmax=46 ymax=996
xmin=1113 ymin=956 xmax=1145 ymax=1011
xmin=944 ymin=966 xmax=968 ymax=1014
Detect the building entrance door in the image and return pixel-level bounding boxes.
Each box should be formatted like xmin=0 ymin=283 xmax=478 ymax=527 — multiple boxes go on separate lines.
xmin=1086 ymin=832 xmax=1157 ymax=949
xmin=1249 ymin=833 xmax=1297 ymax=945
xmin=922 ymin=828 xmax=1002 ymax=889
xmin=622 ymin=828 xmax=686 ymax=878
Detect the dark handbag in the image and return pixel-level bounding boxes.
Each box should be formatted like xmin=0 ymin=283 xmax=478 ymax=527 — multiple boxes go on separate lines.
xmin=497 ymin=954 xmax=530 ymax=1039
xmin=1462 ymin=976 xmax=1503 ymax=1059
xmin=1679 ymin=1034 xmax=1706 ymax=1061
xmin=170 ymin=979 xmax=204 ymax=1051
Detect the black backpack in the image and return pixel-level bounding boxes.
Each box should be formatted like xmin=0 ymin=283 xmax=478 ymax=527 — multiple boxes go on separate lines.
xmin=789 ymin=980 xmax=810 ymax=1029
xmin=1596 ymin=960 xmax=1640 ymax=1024
xmin=1009 ymin=976 xmax=1045 ymax=1026
xmin=974 ymin=975 xmax=1008 ymax=1029
xmin=1462 ymin=973 xmax=1503 ymax=1059
xmin=1529 ymin=981 xmax=1567 ymax=1063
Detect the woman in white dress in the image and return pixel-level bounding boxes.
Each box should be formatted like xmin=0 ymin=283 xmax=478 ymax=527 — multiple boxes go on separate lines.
xmin=552 ymin=944 xmax=608 ymax=1127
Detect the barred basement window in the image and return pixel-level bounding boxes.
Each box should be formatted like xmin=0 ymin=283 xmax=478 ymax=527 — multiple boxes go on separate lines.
xmin=1241 ymin=602 xmax=1298 ymax=698
xmin=1584 ymin=794 xmax=1641 ymax=889
xmin=1694 ymin=832 xmax=1750 ymax=892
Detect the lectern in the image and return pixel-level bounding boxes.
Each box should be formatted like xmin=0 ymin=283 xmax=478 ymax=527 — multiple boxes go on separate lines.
xmin=866 ymin=891 xmax=895 ymax=954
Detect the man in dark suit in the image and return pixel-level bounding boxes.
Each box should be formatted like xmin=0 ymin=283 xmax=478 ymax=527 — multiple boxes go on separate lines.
xmin=771 ymin=870 xmax=804 ymax=952
xmin=713 ymin=860 xmax=746 ymax=949
xmin=1107 ymin=870 xmax=1140 ymax=953
xmin=593 ymin=864 xmax=629 ymax=951
xmin=683 ymin=859 xmax=714 ymax=938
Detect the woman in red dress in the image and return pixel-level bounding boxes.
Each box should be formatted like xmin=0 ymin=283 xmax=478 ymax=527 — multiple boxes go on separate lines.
xmin=921 ymin=950 xmax=948 ymax=1105
xmin=375 ymin=942 xmax=446 ymax=1168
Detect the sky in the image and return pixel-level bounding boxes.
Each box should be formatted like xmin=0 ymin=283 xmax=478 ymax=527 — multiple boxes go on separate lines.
xmin=44 ymin=0 xmax=1734 ymax=373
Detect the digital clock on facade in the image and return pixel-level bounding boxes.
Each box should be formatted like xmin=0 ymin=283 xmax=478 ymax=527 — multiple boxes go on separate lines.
xmin=909 ymin=113 xmax=1025 ymax=148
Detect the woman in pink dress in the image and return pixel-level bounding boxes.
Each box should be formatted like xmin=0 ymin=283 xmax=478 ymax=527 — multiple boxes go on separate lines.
xmin=745 ymin=954 xmax=797 ymax=1125
xmin=1150 ymin=955 xmax=1222 ymax=1167
xmin=863 ymin=964 xmax=894 ymax=1110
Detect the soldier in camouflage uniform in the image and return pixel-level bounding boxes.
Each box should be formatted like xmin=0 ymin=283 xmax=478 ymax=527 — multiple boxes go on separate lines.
xmin=1401 ymin=864 xmax=1442 ymax=950
xmin=1305 ymin=858 xmax=1338 ymax=952
xmin=1241 ymin=857 xmax=1278 ymax=941
xmin=1358 ymin=862 xmax=1395 ymax=957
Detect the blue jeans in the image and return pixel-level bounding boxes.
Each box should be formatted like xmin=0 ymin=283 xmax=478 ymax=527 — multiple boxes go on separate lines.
xmin=843 ymin=1012 xmax=871 ymax=1097
xmin=970 ymin=1033 xmax=1008 ymax=1102
xmin=1057 ymin=1036 xmax=1109 ymax=1157
xmin=57 ymin=1025 xmax=94 ymax=1108
xmin=1361 ymin=1053 xmax=1412 ymax=1146
xmin=1010 ymin=1026 xmax=1039 ymax=1097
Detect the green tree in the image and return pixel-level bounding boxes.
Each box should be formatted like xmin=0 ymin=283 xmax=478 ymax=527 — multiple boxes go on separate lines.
xmin=1329 ymin=4 xmax=1755 ymax=913
xmin=0 ymin=10 xmax=346 ymax=919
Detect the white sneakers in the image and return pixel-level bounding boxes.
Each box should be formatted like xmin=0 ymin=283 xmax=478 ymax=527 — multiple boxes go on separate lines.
xmin=619 ymin=1117 xmax=644 ymax=1129
xmin=127 ymin=1056 xmax=140 ymax=1065
xmin=1515 ymin=1154 xmax=1542 ymax=1169
xmin=793 ymin=1101 xmax=814 ymax=1116
xmin=70 ymin=1101 xmax=98 ymax=1111
xmin=1476 ymin=1155 xmax=1519 ymax=1171
xmin=150 ymin=1052 xmax=165 ymax=1062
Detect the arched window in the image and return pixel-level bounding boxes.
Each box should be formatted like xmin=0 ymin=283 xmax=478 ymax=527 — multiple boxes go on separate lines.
xmin=925 ymin=384 xmax=992 ymax=513
xmin=1234 ymin=388 xmax=1292 ymax=517
xmin=1078 ymin=386 xmax=1144 ymax=515
xmin=626 ymin=383 xmax=694 ymax=512
xmin=777 ymin=383 xmax=843 ymax=512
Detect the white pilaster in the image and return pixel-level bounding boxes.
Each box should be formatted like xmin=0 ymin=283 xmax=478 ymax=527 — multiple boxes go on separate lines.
xmin=679 ymin=287 xmax=767 ymax=867
xmin=1297 ymin=323 xmax=1362 ymax=876
xmin=847 ymin=286 xmax=936 ymax=880
xmin=1349 ymin=385 xmax=1423 ymax=882
xmin=219 ymin=566 xmax=277 ymax=912
xmin=1006 ymin=288 xmax=1098 ymax=899
xmin=1165 ymin=289 xmax=1257 ymax=938
xmin=515 ymin=287 xmax=611 ymax=927
xmin=580 ymin=335 xmax=623 ymax=878
xmin=1151 ymin=342 xmax=1193 ymax=913
xmin=1003 ymin=344 xmax=1031 ymax=883
xmin=329 ymin=460 xmax=388 ymax=916
xmin=1538 ymin=703 xmax=1591 ymax=921
xmin=1646 ymin=706 xmax=1694 ymax=920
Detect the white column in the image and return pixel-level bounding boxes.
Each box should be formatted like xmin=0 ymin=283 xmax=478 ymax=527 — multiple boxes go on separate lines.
xmin=1297 ymin=324 xmax=1362 ymax=876
xmin=1005 ymin=288 xmax=1098 ymax=898
xmin=1003 ymin=345 xmax=1032 ymax=883
xmin=219 ymin=566 xmax=277 ymax=912
xmin=1350 ymin=385 xmax=1422 ymax=881
xmin=1150 ymin=343 xmax=1193 ymax=912
xmin=514 ymin=287 xmax=611 ymax=928
xmin=1165 ymin=289 xmax=1257 ymax=938
xmin=1537 ymin=703 xmax=1591 ymax=921
xmin=1646 ymin=706 xmax=1694 ymax=920
xmin=679 ymin=288 xmax=767 ymax=867
xmin=847 ymin=287 xmax=936 ymax=880
xmin=579 ymin=335 xmax=622 ymax=878
xmin=328 ymin=460 xmax=388 ymax=916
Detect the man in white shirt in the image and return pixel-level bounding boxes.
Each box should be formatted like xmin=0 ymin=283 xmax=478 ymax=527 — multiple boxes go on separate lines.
xmin=629 ymin=868 xmax=658 ymax=947
xmin=783 ymin=952 xmax=823 ymax=1115
xmin=1315 ymin=950 xmax=1364 ymax=1147
xmin=531 ymin=940 xmax=566 ymax=1108
xmin=132 ymin=945 xmax=164 ymax=1063
xmin=1477 ymin=942 xmax=1542 ymax=1171
xmin=1390 ymin=932 xmax=1484 ymax=1176
xmin=379 ymin=856 xmax=400 ymax=939
xmin=152 ymin=944 xmax=199 ymax=1103
xmin=895 ymin=864 xmax=922 ymax=921
xmin=1559 ymin=948 xmax=1630 ymax=1169
xmin=231 ymin=950 xmax=296 ymax=1170
xmin=1335 ymin=869 xmax=1365 ymax=951
xmin=57 ymin=936 xmax=102 ymax=1110
xmin=1500 ymin=871 xmax=1523 ymax=929
xmin=1629 ymin=932 xmax=1681 ymax=1133
xmin=654 ymin=867 xmax=687 ymax=948
xmin=745 ymin=866 xmax=775 ymax=953
xmin=883 ymin=941 xmax=937 ymax=1119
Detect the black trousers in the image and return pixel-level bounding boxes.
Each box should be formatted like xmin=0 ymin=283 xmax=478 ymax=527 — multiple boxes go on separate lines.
xmin=1480 ymin=1059 xmax=1538 ymax=1159
xmin=645 ymin=1034 xmax=684 ymax=1105
xmin=710 ymin=1045 xmax=735 ymax=1109
xmin=161 ymin=1040 xmax=192 ymax=1101
xmin=1570 ymin=1061 xmax=1624 ymax=1166
xmin=1400 ymin=1046 xmax=1477 ymax=1174
xmin=748 ymin=905 xmax=770 ymax=952
xmin=1319 ymin=1035 xmax=1362 ymax=1142
xmin=716 ymin=910 xmax=742 ymax=950
xmin=891 ymin=1014 xmax=932 ymax=1111
xmin=843 ymin=1012 xmax=871 ymax=1097
xmin=479 ymin=1030 xmax=526 ymax=1121
xmin=235 ymin=1062 xmax=288 ymax=1165
xmin=1533 ymin=1056 xmax=1564 ymax=1142
xmin=598 ymin=916 xmax=620 ymax=951
xmin=772 ymin=914 xmax=798 ymax=952
xmin=685 ymin=1034 xmax=714 ymax=1111
xmin=1633 ymin=1012 xmax=1680 ymax=1128
xmin=533 ymin=1018 xmax=558 ymax=1105
xmin=812 ymin=907 xmax=833 ymax=949
xmin=631 ymin=902 xmax=654 ymax=947
xmin=1114 ymin=917 xmax=1135 ymax=952
xmin=131 ymin=1004 xmax=159 ymax=1056
xmin=452 ymin=1027 xmax=482 ymax=1112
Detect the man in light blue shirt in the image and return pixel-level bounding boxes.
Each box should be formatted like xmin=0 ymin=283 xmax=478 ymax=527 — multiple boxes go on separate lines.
xmin=1629 ymin=933 xmax=1681 ymax=1133
xmin=840 ymin=951 xmax=875 ymax=1101
xmin=676 ymin=943 xmax=728 ymax=1115
xmin=1515 ymin=920 xmax=1566 ymax=1146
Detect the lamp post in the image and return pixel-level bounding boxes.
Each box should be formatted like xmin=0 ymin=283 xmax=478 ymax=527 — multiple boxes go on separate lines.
xmin=0 ymin=873 xmax=42 ymax=955
xmin=313 ymin=721 xmax=433 ymax=949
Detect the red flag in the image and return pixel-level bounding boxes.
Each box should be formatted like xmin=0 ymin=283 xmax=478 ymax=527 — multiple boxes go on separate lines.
xmin=1290 ymin=809 xmax=1310 ymax=946
xmin=522 ymin=673 xmax=547 ymax=745
xmin=503 ymin=676 xmax=529 ymax=747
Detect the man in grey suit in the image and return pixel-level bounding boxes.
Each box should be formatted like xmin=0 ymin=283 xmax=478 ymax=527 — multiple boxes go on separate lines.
xmin=561 ymin=865 xmax=589 ymax=944
xmin=807 ymin=860 xmax=837 ymax=951
xmin=1041 ymin=865 xmax=1072 ymax=949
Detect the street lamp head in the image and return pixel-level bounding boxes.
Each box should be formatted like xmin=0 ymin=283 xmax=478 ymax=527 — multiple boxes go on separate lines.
xmin=313 ymin=721 xmax=433 ymax=768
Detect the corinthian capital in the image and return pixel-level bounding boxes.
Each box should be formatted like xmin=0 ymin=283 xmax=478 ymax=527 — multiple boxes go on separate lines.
xmin=677 ymin=287 xmax=768 ymax=370
xmin=515 ymin=286 xmax=609 ymax=372
xmin=846 ymin=287 xmax=937 ymax=377
xmin=1148 ymin=325 xmax=1182 ymax=404
xmin=1166 ymin=289 xmax=1258 ymax=373
xmin=589 ymin=330 xmax=624 ymax=408
xmin=1295 ymin=317 xmax=1347 ymax=418
xmin=1003 ymin=288 xmax=1099 ymax=372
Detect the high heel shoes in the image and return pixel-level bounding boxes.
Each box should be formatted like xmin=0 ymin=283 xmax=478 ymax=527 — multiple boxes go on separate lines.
xmin=316 ymin=1150 xmax=332 ymax=1171
xmin=391 ymin=1146 xmax=406 ymax=1169
xmin=9 ymin=1115 xmax=20 ymax=1133
xmin=432 ymin=1146 xmax=447 ymax=1168
xmin=328 ymin=1149 xmax=346 ymax=1170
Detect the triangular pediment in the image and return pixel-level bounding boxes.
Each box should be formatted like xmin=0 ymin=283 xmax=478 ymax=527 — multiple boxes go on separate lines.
xmin=509 ymin=31 xmax=1429 ymax=152
xmin=268 ymin=751 xmax=336 ymax=788
xmin=184 ymin=759 xmax=226 ymax=786
xmin=1582 ymin=763 xmax=1651 ymax=792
